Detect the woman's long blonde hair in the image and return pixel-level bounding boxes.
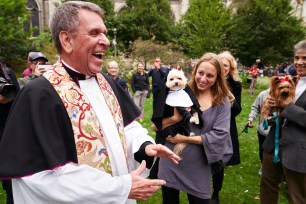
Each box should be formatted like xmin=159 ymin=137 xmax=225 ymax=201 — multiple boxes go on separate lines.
xmin=189 ymin=53 xmax=230 ymax=106
xmin=218 ymin=51 xmax=241 ymax=82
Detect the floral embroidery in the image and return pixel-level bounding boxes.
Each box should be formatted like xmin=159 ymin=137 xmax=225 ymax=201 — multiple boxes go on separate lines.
xmin=76 ymin=140 xmax=92 ymax=155
xmin=43 ymin=61 xmax=128 ymax=174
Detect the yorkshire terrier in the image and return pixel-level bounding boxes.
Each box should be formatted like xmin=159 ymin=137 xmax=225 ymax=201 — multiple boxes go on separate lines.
xmin=261 ymin=76 xmax=297 ymax=120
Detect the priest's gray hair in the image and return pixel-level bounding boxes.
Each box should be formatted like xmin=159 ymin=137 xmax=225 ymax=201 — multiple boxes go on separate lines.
xmin=49 ymin=1 xmax=105 ymax=54
xmin=294 ymin=39 xmax=306 ymax=54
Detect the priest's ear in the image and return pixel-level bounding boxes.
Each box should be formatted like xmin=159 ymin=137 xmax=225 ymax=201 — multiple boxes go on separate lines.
xmin=59 ymin=31 xmax=73 ymax=54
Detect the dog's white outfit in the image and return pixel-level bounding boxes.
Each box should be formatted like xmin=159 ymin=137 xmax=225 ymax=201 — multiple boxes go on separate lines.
xmin=166 ymin=89 xmax=193 ymax=107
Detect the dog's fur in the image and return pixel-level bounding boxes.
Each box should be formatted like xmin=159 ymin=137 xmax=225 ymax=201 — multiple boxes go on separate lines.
xmin=261 ymin=76 xmax=297 ymax=120
xmin=163 ymin=69 xmax=201 ymax=155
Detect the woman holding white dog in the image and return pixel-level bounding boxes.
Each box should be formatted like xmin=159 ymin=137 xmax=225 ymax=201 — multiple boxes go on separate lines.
xmin=158 ymin=53 xmax=233 ymax=204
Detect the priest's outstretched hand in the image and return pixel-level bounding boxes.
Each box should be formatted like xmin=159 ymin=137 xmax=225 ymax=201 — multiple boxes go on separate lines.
xmin=129 ymin=161 xmax=165 ymax=200
xmin=145 ymin=143 xmax=181 ymax=164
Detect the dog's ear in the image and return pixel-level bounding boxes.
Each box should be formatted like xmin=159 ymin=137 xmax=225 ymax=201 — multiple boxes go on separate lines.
xmin=269 ymin=76 xmax=279 ymax=96
xmin=166 ymin=77 xmax=171 ymax=88
xmin=176 ymin=70 xmax=188 ymax=86
xmin=292 ymin=76 xmax=299 ymax=86
xmin=166 ymin=71 xmax=173 ymax=88
xmin=286 ymin=76 xmax=297 ymax=88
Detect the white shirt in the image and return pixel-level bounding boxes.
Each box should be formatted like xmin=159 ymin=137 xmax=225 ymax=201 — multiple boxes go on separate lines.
xmin=12 ymin=77 xmax=155 ymax=204
xmin=295 ymin=76 xmax=306 ymax=102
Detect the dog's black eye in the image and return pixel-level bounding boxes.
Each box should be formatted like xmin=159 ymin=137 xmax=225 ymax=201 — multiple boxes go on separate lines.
xmin=170 ymin=78 xmax=174 ymax=81
xmin=178 ymin=78 xmax=182 ymax=80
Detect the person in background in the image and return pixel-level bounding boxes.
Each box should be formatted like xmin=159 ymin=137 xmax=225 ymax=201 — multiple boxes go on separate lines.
xmin=246 ymin=88 xmax=270 ymax=175
xmin=106 ymin=60 xmax=131 ymax=96
xmin=286 ymin=62 xmax=297 ymax=76
xmin=256 ymin=59 xmax=264 ymax=76
xmin=148 ymin=57 xmax=169 ymax=111
xmin=176 ymin=64 xmax=182 ymax=71
xmin=210 ymin=51 xmax=242 ymax=204
xmin=147 ymin=57 xmax=170 ymax=179
xmin=21 ymin=52 xmax=34 ymax=77
xmin=131 ymin=62 xmax=150 ymax=122
xmin=22 ymin=51 xmax=48 ymax=77
xmin=248 ymin=63 xmax=260 ymax=95
xmin=18 ymin=52 xmax=50 ymax=89
xmin=277 ymin=62 xmax=288 ymax=74
xmin=0 ymin=2 xmax=180 ymax=203
xmin=0 ymin=58 xmax=20 ymax=204
xmin=158 ymin=53 xmax=233 ymax=204
xmin=279 ymin=39 xmax=306 ymax=203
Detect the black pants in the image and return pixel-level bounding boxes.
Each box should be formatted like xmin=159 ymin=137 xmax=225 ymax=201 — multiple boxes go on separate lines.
xmin=152 ymin=87 xmax=160 ymax=112
xmin=2 ymin=180 xmax=14 ymax=204
xmin=162 ymin=186 xmax=210 ymax=204
xmin=212 ymin=167 xmax=225 ymax=193
xmin=148 ymin=131 xmax=165 ymax=179
xmin=257 ymin=131 xmax=266 ymax=163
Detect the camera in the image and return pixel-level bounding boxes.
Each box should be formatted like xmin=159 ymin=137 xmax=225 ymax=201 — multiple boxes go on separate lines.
xmin=37 ymin=64 xmax=53 ymax=73
xmin=0 ymin=61 xmax=18 ymax=99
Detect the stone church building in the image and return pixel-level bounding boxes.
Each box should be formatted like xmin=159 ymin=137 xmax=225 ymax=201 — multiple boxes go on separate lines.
xmin=28 ymin=0 xmax=306 ymax=36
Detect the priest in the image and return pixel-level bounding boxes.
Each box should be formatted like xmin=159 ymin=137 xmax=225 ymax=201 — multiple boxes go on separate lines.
xmin=0 ymin=1 xmax=180 ymax=203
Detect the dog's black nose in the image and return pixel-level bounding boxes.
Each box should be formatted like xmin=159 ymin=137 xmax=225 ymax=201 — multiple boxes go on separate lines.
xmin=175 ymin=82 xmax=178 ymax=86
xmin=281 ymin=92 xmax=289 ymax=97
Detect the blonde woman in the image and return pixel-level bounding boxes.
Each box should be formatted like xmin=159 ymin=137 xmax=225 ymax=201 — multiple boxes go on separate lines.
xmin=209 ymin=51 xmax=242 ymax=203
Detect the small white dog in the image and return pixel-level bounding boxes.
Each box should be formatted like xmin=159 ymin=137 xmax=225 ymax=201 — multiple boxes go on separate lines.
xmin=164 ymin=69 xmax=200 ymax=155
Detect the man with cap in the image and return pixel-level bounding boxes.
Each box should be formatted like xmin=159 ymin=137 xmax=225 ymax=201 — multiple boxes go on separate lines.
xmin=22 ymin=51 xmax=49 ymax=77
xmin=19 ymin=52 xmax=49 ymax=89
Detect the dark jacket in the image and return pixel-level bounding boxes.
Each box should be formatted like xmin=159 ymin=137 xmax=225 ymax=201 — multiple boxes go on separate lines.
xmin=0 ymin=66 xmax=20 ymax=141
xmin=281 ymin=89 xmax=306 ymax=173
xmin=148 ymin=67 xmax=169 ymax=89
xmin=131 ymin=72 xmax=150 ymax=93
xmin=0 ymin=71 xmax=154 ymax=179
xmin=226 ymin=76 xmax=242 ymax=166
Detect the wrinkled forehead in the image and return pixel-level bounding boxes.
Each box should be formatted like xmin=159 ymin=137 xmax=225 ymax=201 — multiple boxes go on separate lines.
xmin=294 ymin=50 xmax=306 ymax=57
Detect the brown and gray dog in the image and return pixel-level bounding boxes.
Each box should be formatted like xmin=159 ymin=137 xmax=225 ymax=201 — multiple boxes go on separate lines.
xmin=261 ymin=76 xmax=298 ymax=120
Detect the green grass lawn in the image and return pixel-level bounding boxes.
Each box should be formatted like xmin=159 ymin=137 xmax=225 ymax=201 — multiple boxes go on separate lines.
xmin=0 ymin=77 xmax=289 ymax=204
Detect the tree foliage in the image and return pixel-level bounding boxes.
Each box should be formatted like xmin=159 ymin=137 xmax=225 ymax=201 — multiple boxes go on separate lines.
xmin=228 ymin=0 xmax=306 ymax=66
xmin=115 ymin=0 xmax=174 ymax=50
xmin=177 ymin=0 xmax=233 ymax=58
xmin=130 ymin=39 xmax=187 ymax=67
xmin=0 ymin=0 xmax=31 ymax=70
xmin=32 ymin=29 xmax=58 ymax=64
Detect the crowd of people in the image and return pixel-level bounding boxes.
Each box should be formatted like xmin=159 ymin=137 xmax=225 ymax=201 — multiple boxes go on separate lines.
xmin=0 ymin=1 xmax=306 ymax=204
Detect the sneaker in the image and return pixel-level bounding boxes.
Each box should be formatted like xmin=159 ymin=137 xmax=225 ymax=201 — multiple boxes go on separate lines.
xmin=258 ymin=167 xmax=262 ymax=176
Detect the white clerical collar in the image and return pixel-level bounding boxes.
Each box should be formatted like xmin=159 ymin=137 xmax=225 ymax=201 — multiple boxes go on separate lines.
xmin=61 ymin=59 xmax=92 ymax=79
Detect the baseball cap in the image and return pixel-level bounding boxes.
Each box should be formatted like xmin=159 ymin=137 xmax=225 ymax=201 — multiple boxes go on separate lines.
xmin=28 ymin=52 xmax=48 ymax=62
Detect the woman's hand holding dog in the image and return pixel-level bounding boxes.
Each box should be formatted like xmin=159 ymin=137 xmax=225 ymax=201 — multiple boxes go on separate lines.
xmin=166 ymin=134 xmax=202 ymax=145
xmin=266 ymin=96 xmax=276 ymax=107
